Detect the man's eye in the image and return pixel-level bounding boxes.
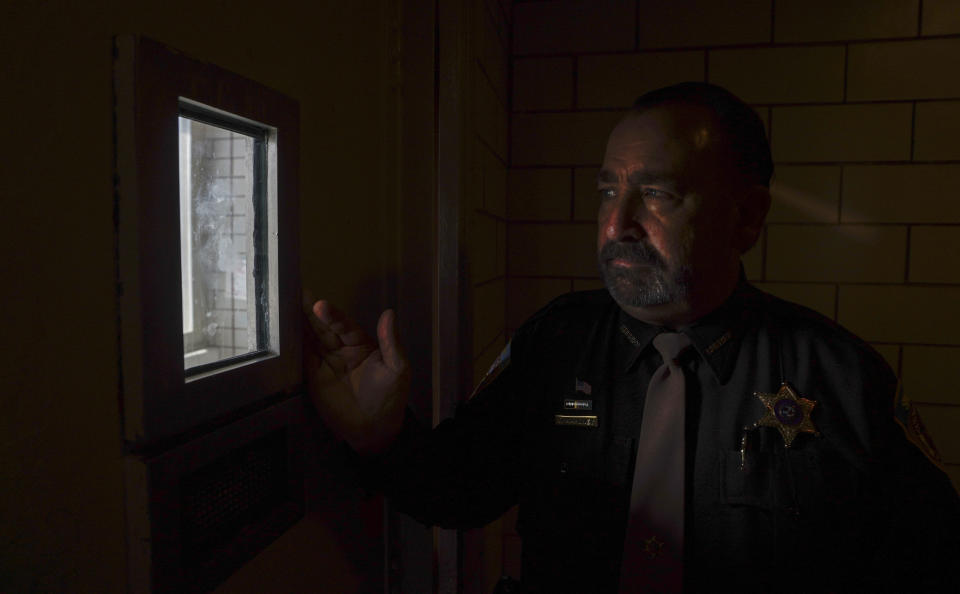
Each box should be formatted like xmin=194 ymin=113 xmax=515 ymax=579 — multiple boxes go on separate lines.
xmin=642 ymin=188 xmax=671 ymax=200
xmin=642 ymin=188 xmax=681 ymax=212
xmin=598 ymin=188 xmax=617 ymax=201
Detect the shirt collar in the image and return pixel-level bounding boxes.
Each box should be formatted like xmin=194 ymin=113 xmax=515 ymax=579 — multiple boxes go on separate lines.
xmin=617 ymin=277 xmax=757 ymax=384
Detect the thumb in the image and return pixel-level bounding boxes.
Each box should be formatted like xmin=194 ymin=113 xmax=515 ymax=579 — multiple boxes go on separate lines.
xmin=377 ymin=309 xmax=408 ymax=374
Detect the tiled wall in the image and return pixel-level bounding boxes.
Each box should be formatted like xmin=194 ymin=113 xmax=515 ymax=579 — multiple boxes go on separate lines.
xmin=464 ymin=0 xmax=512 ymax=590
xmin=469 ymin=0 xmax=511 ymax=389
xmin=506 ymin=0 xmax=960 ymax=565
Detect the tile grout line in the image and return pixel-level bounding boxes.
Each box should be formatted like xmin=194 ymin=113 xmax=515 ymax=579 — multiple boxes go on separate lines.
xmin=895 ymin=341 xmax=904 ymax=386
xmin=505 ymin=0 xmax=514 ymax=175
xmin=766 ymin=107 xmax=773 ymax=156
xmin=475 ymin=54 xmax=508 ymax=114
xmin=634 ymin=0 xmax=640 ymax=52
xmin=503 ymin=71 xmax=511 ymax=352
xmin=511 ymin=33 xmax=960 ymax=60
xmin=918 ymin=0 xmax=925 ymax=37
xmin=904 ymin=225 xmax=913 ymax=283
xmin=906 ymin=101 xmax=916 ymax=287
xmin=832 ymin=281 xmax=841 ymax=322
xmin=842 ymin=43 xmax=849 ymax=103
xmin=769 ymin=0 xmax=776 ymax=44
xmin=571 ymin=56 xmax=578 ymax=110
xmin=514 ymin=97 xmax=960 ymax=116
xmin=760 ymin=226 xmax=768 ymax=282
xmin=837 ymin=164 xmax=844 ymax=223
xmin=475 ymin=329 xmax=506 ymax=364
xmin=479 ymin=135 xmax=508 ymax=169
xmin=910 ymin=101 xmax=918 ymax=161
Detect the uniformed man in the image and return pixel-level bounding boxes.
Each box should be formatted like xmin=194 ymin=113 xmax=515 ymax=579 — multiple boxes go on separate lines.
xmin=304 ymin=83 xmax=960 ymax=593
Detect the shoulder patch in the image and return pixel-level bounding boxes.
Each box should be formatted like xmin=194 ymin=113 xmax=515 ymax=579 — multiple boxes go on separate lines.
xmin=469 ymin=341 xmax=511 ymax=399
xmin=894 ymin=386 xmax=944 ymax=470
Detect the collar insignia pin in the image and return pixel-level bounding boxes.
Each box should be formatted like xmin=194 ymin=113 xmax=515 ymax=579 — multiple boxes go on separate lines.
xmin=752 ymin=383 xmax=819 ymax=448
xmin=563 ymin=398 xmax=593 ymax=411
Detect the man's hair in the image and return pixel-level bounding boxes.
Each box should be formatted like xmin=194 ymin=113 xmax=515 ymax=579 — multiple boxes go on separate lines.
xmin=632 ymin=82 xmax=774 ymax=188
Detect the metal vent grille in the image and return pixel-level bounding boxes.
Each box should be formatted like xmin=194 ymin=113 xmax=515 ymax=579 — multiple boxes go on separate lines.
xmin=179 ymin=428 xmax=301 ymax=592
xmin=183 ymin=439 xmax=278 ymax=532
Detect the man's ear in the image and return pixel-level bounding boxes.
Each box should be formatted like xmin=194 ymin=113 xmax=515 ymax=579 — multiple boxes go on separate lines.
xmin=733 ymin=184 xmax=770 ymax=253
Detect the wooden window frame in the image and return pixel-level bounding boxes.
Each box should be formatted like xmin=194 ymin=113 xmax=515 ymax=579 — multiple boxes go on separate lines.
xmin=114 ymin=36 xmax=301 ymax=448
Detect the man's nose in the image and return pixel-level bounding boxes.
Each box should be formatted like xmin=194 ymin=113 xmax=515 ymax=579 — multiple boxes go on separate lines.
xmin=603 ymin=193 xmax=647 ymax=243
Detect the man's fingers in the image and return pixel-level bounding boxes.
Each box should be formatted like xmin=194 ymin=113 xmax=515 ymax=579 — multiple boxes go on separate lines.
xmin=304 ymin=298 xmax=369 ymax=352
xmin=304 ymin=297 xmax=343 ymax=352
xmin=378 ymin=309 xmax=409 ymax=374
xmin=313 ymin=300 xmax=371 ymax=346
xmin=304 ymin=298 xmax=403 ymax=376
xmin=302 ymin=289 xmax=317 ymax=317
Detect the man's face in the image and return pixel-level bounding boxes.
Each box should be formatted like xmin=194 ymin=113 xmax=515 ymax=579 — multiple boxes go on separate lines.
xmin=596 ymin=106 xmax=745 ymax=320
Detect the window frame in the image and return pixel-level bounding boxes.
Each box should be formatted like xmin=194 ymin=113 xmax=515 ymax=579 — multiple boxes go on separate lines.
xmin=115 ymin=36 xmax=301 ymax=447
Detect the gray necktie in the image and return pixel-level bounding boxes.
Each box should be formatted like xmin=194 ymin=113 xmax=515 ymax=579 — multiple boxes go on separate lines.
xmin=619 ymin=332 xmax=692 ymax=593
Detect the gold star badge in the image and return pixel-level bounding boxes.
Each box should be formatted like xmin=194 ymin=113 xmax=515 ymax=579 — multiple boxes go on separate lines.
xmin=753 ymin=383 xmax=819 ymax=448
xmin=642 ymin=536 xmax=665 ymax=559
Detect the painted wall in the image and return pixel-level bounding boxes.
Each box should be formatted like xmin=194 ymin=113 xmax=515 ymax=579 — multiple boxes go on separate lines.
xmin=0 ymin=1 xmax=403 ymax=591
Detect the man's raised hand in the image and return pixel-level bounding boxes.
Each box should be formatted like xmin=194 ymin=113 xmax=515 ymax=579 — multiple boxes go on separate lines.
xmin=303 ymin=295 xmax=410 ymax=455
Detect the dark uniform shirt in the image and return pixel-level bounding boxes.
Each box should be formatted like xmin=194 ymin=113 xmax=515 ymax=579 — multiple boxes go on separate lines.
xmin=356 ymin=281 xmax=960 ymax=593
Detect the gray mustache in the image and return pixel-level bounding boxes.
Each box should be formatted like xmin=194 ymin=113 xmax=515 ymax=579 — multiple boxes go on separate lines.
xmin=599 ymin=241 xmax=665 ymax=268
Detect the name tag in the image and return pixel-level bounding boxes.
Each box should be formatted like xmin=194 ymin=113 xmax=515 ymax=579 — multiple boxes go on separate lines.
xmin=563 ymin=399 xmax=593 ymax=410
xmin=555 ymin=414 xmax=598 ymax=428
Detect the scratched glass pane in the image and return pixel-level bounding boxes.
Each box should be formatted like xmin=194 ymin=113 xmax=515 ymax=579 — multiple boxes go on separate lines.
xmin=179 ymin=117 xmax=257 ymax=369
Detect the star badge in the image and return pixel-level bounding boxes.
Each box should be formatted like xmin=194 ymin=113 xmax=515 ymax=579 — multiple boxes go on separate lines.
xmin=642 ymin=536 xmax=665 ymax=559
xmin=753 ymin=383 xmax=819 ymax=448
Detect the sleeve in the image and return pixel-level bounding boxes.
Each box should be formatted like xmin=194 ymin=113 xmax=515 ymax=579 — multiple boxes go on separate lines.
xmin=858 ymin=358 xmax=960 ymax=590
xmin=346 ymin=318 xmax=543 ymax=530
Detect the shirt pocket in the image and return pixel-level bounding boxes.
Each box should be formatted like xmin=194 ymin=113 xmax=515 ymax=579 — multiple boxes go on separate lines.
xmin=787 ymin=446 xmax=865 ymax=518
xmin=722 ymin=447 xmax=779 ymax=511
xmin=723 ymin=435 xmax=865 ymax=517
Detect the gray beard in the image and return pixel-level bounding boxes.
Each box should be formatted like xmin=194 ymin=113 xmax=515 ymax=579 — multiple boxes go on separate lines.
xmin=598 ymin=241 xmax=691 ymax=307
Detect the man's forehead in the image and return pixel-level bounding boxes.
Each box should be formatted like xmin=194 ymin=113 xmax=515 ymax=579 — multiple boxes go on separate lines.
xmin=602 ymin=105 xmax=725 ymax=178
xmin=596 ymin=166 xmax=677 ymax=186
xmin=611 ymin=105 xmax=717 ymax=149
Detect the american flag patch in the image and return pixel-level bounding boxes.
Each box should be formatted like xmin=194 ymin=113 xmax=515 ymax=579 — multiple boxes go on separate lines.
xmin=575 ymin=378 xmax=592 ymax=395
